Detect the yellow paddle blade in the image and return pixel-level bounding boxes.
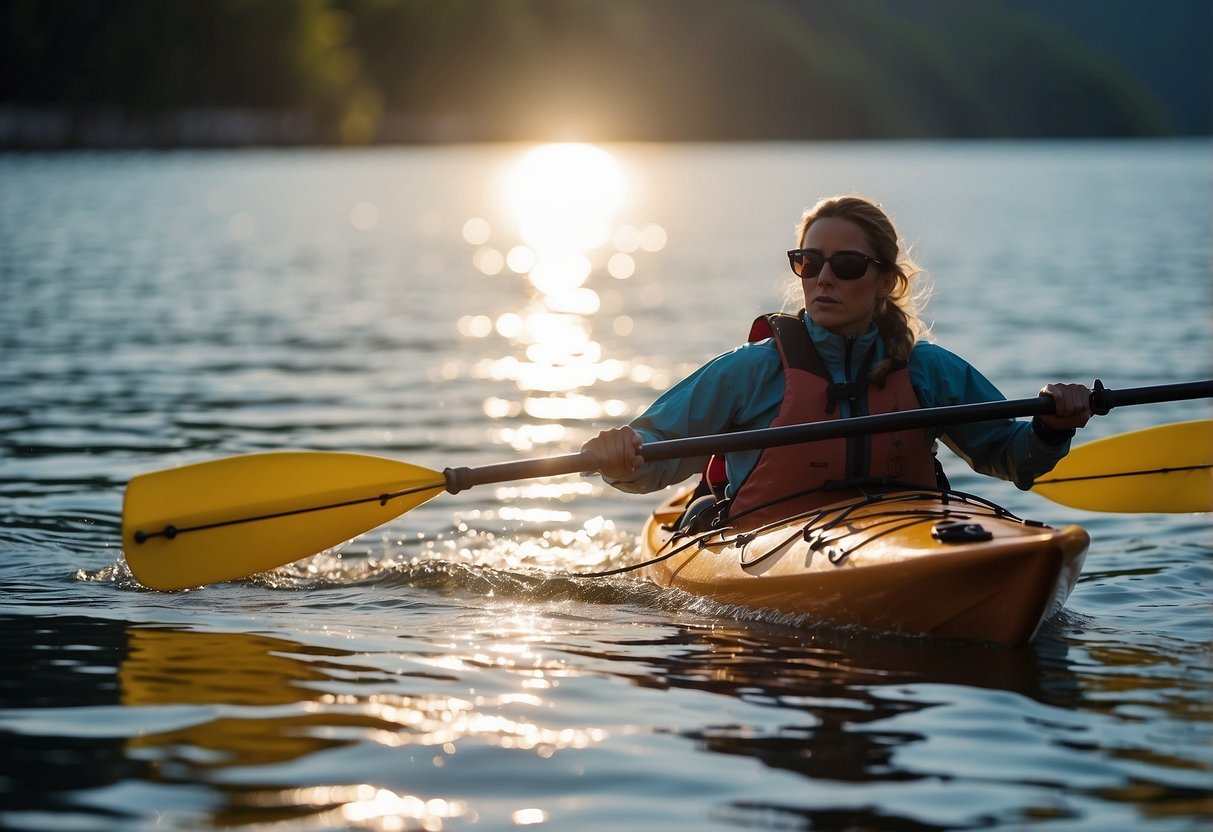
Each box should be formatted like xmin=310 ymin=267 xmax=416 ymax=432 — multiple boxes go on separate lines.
xmin=1032 ymin=420 xmax=1213 ymax=513
xmin=122 ymin=452 xmax=447 ymax=590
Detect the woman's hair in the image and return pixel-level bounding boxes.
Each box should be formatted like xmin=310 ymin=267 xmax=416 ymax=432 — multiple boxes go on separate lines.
xmin=792 ymin=195 xmax=931 ymax=386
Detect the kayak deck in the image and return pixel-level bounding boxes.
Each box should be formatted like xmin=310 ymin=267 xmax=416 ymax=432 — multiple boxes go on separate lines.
xmin=640 ymin=487 xmax=1089 ymax=646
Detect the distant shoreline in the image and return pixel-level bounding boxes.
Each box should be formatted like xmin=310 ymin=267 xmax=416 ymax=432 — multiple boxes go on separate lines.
xmin=0 ymin=105 xmax=487 ymax=149
xmin=3 ymin=105 xmax=1207 ymax=151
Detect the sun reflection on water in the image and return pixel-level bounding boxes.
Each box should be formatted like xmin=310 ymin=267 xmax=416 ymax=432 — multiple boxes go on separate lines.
xmin=506 ymin=143 xmax=624 ymax=256
xmin=118 ymin=625 xmax=615 ymax=829
xmin=258 ymin=785 xmax=469 ymax=831
xmin=454 ymin=142 xmax=667 ymax=461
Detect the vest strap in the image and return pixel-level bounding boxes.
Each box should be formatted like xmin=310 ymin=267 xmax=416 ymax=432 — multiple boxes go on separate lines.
xmin=826 ymin=381 xmax=861 ymax=413
xmin=762 ymin=312 xmax=828 ymax=377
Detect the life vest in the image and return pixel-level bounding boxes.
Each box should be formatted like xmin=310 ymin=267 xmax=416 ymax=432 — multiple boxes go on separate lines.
xmin=725 ymin=311 xmax=938 ymax=527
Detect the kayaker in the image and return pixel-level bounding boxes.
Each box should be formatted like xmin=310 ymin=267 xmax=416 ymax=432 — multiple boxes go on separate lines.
xmin=583 ymin=194 xmax=1093 ymax=527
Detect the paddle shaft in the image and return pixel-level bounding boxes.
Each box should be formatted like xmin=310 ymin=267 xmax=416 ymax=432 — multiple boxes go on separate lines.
xmin=442 ymin=379 xmax=1212 ymax=493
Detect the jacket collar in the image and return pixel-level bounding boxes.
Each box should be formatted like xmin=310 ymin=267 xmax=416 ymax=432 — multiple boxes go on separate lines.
xmin=804 ymin=315 xmax=883 ymax=380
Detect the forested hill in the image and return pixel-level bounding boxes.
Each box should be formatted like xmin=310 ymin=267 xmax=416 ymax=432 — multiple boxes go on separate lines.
xmin=2 ymin=0 xmax=1209 ymax=147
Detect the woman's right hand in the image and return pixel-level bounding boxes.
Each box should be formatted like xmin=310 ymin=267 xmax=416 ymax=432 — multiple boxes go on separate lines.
xmin=582 ymin=426 xmax=644 ymax=480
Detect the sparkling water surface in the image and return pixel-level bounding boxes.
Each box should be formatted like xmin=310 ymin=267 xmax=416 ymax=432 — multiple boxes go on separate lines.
xmin=1 ymin=141 xmax=1211 ymax=831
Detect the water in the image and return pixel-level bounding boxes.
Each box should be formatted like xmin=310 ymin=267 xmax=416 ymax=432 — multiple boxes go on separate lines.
xmin=2 ymin=141 xmax=1211 ymax=831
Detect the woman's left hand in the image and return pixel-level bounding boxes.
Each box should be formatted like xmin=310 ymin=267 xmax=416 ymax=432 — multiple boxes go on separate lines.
xmin=1039 ymin=382 xmax=1093 ymax=431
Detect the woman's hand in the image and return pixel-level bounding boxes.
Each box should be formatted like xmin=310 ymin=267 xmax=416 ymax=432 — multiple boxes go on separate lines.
xmin=582 ymin=426 xmax=645 ymax=479
xmin=1039 ymin=382 xmax=1093 ymax=431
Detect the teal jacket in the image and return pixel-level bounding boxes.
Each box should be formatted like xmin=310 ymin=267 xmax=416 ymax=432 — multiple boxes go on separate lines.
xmin=607 ymin=317 xmax=1072 ymax=496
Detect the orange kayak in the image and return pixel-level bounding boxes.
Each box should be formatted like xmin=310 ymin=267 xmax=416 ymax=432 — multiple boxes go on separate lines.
xmin=641 ymin=487 xmax=1089 ymax=646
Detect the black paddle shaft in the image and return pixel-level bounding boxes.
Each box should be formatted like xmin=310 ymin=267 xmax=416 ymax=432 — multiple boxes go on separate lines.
xmin=442 ymin=379 xmax=1212 ymax=494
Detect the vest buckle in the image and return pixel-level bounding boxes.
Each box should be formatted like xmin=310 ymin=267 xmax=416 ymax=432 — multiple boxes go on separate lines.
xmin=826 ymin=381 xmax=860 ymax=413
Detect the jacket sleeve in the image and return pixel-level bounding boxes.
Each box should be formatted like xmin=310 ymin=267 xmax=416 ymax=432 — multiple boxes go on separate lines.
xmin=909 ymin=343 xmax=1072 ymax=489
xmin=604 ymin=341 xmax=785 ymax=493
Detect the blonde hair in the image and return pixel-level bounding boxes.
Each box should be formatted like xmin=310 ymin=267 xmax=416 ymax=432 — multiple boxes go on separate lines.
xmin=792 ymin=195 xmax=931 ymax=386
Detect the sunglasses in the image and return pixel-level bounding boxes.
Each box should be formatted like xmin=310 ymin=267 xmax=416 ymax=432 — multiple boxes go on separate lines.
xmin=787 ymin=249 xmax=887 ymax=281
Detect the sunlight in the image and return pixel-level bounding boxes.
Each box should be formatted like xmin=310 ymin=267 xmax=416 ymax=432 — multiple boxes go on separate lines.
xmin=451 ymin=142 xmax=669 ymax=445
xmin=262 ymin=785 xmax=469 ymax=830
xmin=543 ymin=286 xmax=600 ymax=316
xmin=527 ymin=254 xmax=592 ymax=294
xmin=505 ymin=143 xmax=625 ymax=257
xmin=462 ymin=216 xmax=492 ymax=245
xmin=498 ymin=506 xmax=574 ymax=524
xmin=523 ymin=312 xmax=590 ymax=353
xmin=523 ymin=393 xmax=624 ymax=421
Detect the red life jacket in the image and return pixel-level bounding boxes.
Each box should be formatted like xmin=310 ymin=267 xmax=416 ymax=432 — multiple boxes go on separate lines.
xmin=726 ymin=311 xmax=938 ymax=528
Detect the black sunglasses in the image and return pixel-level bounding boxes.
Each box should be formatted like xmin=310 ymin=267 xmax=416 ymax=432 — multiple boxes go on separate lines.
xmin=787 ymin=249 xmax=887 ymax=281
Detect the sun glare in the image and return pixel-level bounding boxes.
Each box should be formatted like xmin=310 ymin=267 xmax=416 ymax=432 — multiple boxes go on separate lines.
xmin=455 ymin=142 xmax=667 ymax=454
xmin=505 ymin=143 xmax=625 ymax=257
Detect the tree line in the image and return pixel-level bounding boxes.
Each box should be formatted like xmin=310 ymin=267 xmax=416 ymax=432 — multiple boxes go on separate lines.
xmin=2 ymin=0 xmax=1207 ymax=147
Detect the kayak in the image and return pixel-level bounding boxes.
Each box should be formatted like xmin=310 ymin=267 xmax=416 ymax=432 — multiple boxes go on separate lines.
xmin=640 ymin=486 xmax=1089 ymax=646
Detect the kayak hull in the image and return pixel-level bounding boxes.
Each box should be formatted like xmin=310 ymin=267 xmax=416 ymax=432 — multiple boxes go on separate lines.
xmin=640 ymin=488 xmax=1089 ymax=646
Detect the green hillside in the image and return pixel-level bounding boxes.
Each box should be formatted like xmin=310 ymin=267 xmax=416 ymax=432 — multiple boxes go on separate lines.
xmin=1 ymin=0 xmax=1207 ymax=146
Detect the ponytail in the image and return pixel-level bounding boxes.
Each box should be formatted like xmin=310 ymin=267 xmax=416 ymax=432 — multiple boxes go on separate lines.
xmin=868 ymin=261 xmax=930 ymax=386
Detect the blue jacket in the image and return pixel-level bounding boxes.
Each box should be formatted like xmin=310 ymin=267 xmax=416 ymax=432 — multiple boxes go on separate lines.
xmin=607 ymin=317 xmax=1072 ymax=496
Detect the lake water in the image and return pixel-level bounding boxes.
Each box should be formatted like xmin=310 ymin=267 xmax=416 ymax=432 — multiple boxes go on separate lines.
xmin=1 ymin=140 xmax=1211 ymax=831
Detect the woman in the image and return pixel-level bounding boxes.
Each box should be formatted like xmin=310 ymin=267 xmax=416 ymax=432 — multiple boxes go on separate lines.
xmin=583 ymin=195 xmax=1092 ymax=527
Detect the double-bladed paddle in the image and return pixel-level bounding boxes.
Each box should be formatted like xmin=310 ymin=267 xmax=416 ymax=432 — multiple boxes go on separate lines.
xmin=1031 ymin=419 xmax=1210 ymax=513
xmin=122 ymin=379 xmax=1212 ymax=590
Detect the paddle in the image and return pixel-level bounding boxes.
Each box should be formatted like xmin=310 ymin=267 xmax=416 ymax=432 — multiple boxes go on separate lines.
xmin=1031 ymin=420 xmax=1212 ymax=513
xmin=123 ymin=379 xmax=1211 ymax=590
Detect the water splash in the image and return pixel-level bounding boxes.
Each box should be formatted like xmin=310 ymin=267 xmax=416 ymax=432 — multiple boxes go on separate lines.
xmin=73 ymin=523 xmax=861 ymax=635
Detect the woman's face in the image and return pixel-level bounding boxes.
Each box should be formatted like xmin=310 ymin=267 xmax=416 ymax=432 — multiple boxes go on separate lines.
xmin=799 ymin=216 xmax=894 ymax=337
